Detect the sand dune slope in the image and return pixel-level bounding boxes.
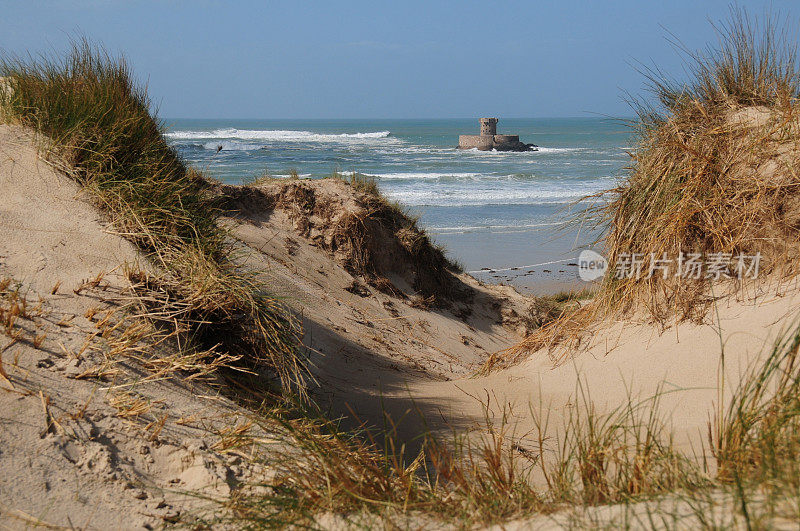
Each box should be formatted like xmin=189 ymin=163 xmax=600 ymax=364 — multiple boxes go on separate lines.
xmin=220 ymin=177 xmax=800 ymax=463
xmin=407 ymin=282 xmax=800 ymax=467
xmin=222 ymin=178 xmax=538 ymax=440
xmin=0 ymin=125 xmax=273 ymax=529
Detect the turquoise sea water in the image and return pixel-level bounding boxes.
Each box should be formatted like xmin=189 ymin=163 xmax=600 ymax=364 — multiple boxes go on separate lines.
xmin=165 ymin=118 xmax=632 ymax=294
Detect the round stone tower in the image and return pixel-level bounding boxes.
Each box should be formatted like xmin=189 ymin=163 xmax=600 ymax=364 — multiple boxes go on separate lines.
xmin=480 ymin=117 xmax=498 ymax=136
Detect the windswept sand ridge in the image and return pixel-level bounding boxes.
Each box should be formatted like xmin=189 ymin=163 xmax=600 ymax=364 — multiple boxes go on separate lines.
xmin=0 ymin=124 xmax=276 ymax=529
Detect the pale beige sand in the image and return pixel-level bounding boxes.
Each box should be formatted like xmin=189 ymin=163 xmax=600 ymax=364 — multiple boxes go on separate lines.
xmin=2 ymin=120 xmax=798 ymax=528
xmin=403 ymin=282 xmax=800 ymax=458
xmin=0 ymin=125 xmax=274 ymax=529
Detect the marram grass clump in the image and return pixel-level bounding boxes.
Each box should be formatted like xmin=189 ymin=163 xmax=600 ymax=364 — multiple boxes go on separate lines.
xmin=197 ymin=385 xmax=705 ymax=528
xmin=599 ymin=8 xmax=800 ymax=322
xmin=496 ymin=9 xmax=800 ymax=368
xmin=0 ymin=41 xmax=307 ymax=396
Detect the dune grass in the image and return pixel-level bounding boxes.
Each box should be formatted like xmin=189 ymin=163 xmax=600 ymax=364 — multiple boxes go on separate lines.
xmin=495 ymin=8 xmax=800 ymax=368
xmin=598 ymin=7 xmax=800 ymax=320
xmin=714 ymin=318 xmax=800 ymax=495
xmin=0 ymin=40 xmax=307 ymax=396
xmin=334 ymin=169 xmax=382 ymax=196
xmin=323 ymin=170 xmax=465 ymax=298
xmin=189 ymin=315 xmax=800 ymax=528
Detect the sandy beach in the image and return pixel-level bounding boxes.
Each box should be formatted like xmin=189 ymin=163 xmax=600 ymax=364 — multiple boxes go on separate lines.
xmin=433 ymin=223 xmax=598 ymax=296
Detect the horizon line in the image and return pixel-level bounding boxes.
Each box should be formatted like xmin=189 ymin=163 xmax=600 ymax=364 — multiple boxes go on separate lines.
xmin=161 ymin=115 xmax=635 ymax=121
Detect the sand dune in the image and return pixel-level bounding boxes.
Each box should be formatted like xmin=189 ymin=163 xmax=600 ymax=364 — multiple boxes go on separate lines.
xmin=217 ymin=175 xmax=800 ymax=469
xmin=2 ymin=120 xmax=798 ymax=527
xmin=0 ymin=125 xmax=274 ymax=528
xmin=0 ymin=123 xmax=539 ymax=527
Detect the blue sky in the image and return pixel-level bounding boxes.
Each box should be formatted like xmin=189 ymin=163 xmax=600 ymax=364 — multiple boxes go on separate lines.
xmin=2 ymin=1 xmax=798 ymax=118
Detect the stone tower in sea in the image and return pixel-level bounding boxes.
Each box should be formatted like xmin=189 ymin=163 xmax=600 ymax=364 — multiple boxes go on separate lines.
xmin=479 ymin=117 xmax=498 ymax=136
xmin=458 ymin=118 xmax=537 ymax=152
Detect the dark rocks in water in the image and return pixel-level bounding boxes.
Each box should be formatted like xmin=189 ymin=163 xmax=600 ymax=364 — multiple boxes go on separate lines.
xmin=493 ymin=141 xmax=538 ymax=152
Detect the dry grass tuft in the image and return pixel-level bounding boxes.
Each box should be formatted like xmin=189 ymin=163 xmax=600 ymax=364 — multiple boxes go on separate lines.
xmin=713 ymin=318 xmax=800 ymax=496
xmin=0 ymin=277 xmax=46 ymax=346
xmin=598 ymin=7 xmax=800 ymax=322
xmin=1 ymin=41 xmax=307 ymax=397
xmin=108 ymin=390 xmax=152 ymax=419
xmin=201 ymin=387 xmax=710 ymax=528
xmin=210 ymin=421 xmax=255 ymax=453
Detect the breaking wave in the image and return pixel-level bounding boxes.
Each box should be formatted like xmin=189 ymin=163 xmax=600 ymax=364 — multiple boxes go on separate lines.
xmin=382 ymin=181 xmax=610 ymax=207
xmin=365 ymin=171 xmax=483 ymax=180
xmin=166 ymin=128 xmax=392 ymax=143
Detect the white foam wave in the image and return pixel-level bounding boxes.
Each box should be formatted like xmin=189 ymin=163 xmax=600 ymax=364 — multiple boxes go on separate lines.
xmin=430 ymin=221 xmax=561 ymax=233
xmin=383 ymin=177 xmax=613 ymax=207
xmin=458 ymin=146 xmax=583 ymax=155
xmin=384 ymin=189 xmax=588 ymax=207
xmin=533 ymin=147 xmax=585 ymax=154
xmin=364 ymin=171 xmax=577 ymax=181
xmin=167 ymin=128 xmax=392 ymax=143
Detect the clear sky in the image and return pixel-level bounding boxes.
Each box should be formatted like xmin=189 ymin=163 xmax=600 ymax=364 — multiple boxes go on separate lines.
xmin=2 ymin=1 xmax=798 ymax=119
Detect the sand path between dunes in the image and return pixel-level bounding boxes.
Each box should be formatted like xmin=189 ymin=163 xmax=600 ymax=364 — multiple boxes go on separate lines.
xmin=224 ymin=178 xmax=800 ymax=465
xmin=326 ymin=282 xmax=800 ymax=469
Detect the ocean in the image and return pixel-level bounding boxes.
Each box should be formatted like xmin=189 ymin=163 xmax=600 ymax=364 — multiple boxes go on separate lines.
xmin=165 ymin=118 xmax=632 ymax=294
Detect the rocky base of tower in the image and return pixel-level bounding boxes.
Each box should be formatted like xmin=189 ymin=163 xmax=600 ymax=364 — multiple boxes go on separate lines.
xmin=457 ymin=134 xmax=538 ymax=151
